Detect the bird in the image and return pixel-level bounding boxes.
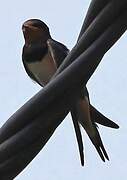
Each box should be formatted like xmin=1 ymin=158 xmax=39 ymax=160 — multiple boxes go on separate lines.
xmin=22 ymin=19 xmax=119 ymax=165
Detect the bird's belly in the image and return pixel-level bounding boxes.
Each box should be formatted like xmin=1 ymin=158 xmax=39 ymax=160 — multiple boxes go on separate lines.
xmin=27 ymin=53 xmax=57 ymax=86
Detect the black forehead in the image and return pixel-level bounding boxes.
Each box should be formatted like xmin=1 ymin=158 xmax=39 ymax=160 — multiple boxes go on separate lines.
xmin=25 ymin=19 xmax=49 ymax=30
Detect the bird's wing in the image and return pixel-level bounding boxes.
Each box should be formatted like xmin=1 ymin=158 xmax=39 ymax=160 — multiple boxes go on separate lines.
xmin=84 ymin=87 xmax=119 ymax=129
xmin=47 ymin=39 xmax=69 ymax=67
xmin=47 ymin=39 xmax=84 ymax=165
xmin=90 ymin=105 xmax=119 ymax=129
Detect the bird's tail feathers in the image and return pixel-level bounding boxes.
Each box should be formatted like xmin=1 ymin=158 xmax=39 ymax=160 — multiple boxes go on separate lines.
xmin=70 ymin=108 xmax=84 ymax=166
xmin=75 ymin=97 xmax=109 ymax=161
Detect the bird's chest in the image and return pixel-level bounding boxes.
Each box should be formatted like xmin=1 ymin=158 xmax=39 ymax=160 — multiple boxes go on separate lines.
xmin=27 ymin=51 xmax=57 ymax=86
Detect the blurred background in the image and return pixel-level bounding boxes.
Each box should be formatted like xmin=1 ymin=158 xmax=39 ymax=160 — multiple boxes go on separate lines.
xmin=0 ymin=0 xmax=127 ymax=179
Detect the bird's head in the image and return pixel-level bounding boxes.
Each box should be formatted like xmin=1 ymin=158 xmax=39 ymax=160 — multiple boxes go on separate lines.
xmin=22 ymin=19 xmax=51 ymax=45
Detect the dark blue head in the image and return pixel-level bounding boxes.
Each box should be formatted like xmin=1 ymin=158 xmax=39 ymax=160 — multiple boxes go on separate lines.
xmin=22 ymin=19 xmax=51 ymax=45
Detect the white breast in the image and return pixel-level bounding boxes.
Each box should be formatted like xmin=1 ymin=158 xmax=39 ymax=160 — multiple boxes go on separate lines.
xmin=27 ymin=51 xmax=57 ymax=86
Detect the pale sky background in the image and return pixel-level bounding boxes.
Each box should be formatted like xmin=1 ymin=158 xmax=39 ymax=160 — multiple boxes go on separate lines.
xmin=0 ymin=0 xmax=127 ymax=179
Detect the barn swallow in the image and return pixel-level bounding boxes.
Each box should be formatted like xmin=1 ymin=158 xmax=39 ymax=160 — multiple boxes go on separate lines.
xmin=22 ymin=19 xmax=84 ymax=165
xmin=22 ymin=19 xmax=119 ymax=165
